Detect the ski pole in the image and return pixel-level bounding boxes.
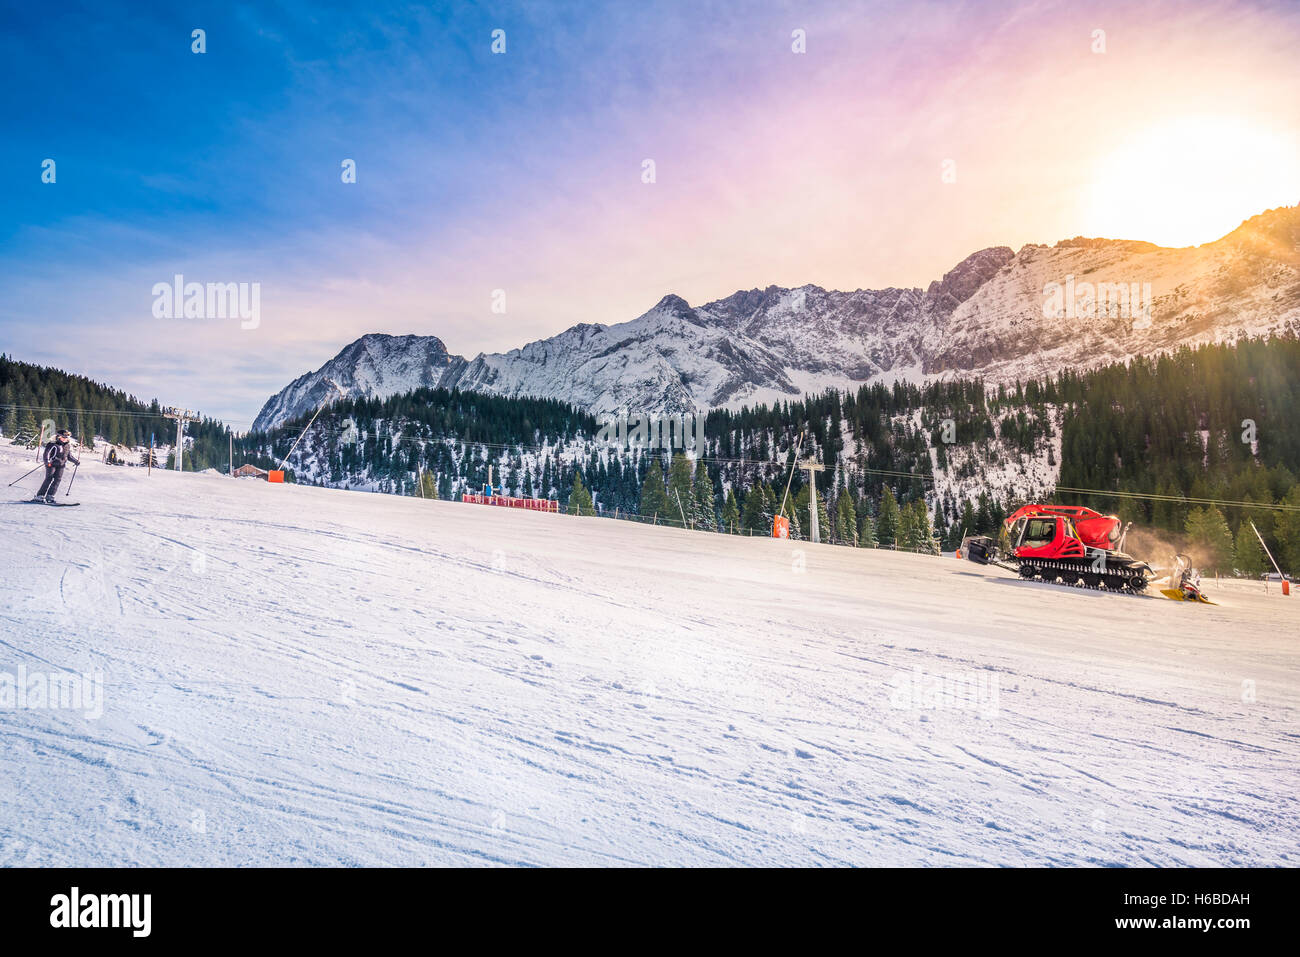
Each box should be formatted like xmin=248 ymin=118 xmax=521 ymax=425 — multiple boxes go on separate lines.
xmin=7 ymin=464 xmax=43 ymax=487
xmin=66 ymin=462 xmax=79 ymax=496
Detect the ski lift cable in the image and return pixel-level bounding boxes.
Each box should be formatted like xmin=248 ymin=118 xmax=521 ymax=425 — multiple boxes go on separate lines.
xmin=1053 ymin=486 xmax=1300 ymax=512
xmin=0 ymin=402 xmax=218 ymax=422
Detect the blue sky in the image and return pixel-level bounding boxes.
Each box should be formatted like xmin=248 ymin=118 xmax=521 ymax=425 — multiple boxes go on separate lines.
xmin=3 ymin=0 xmax=1298 ymax=424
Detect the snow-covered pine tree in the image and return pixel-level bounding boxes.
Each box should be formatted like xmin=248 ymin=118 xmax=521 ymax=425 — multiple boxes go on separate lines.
xmin=836 ymin=492 xmax=858 ymax=546
xmin=640 ymin=457 xmax=671 ymax=519
xmin=568 ymin=471 xmax=595 ymax=516
xmin=693 ymin=462 xmax=717 ymax=531
xmin=791 ymin=485 xmax=808 ymax=540
xmin=913 ymin=501 xmax=936 ymax=553
xmin=858 ymin=512 xmax=876 ymax=548
xmin=420 ymin=469 xmax=438 ymax=499
xmin=667 ymin=453 xmax=696 ymax=527
xmin=760 ymin=483 xmax=777 ymax=531
xmin=877 ymin=487 xmax=901 ymax=546
xmin=1233 ymin=521 xmax=1265 ymax=576
xmin=722 ymin=488 xmax=741 ymax=534
xmin=1185 ymin=506 xmax=1233 ymax=572
xmin=814 ymin=485 xmax=831 ymax=542
xmin=0 ymin=384 xmax=16 ymax=435
xmin=740 ymin=485 xmax=765 ymax=534
xmin=896 ymin=499 xmax=918 ymax=550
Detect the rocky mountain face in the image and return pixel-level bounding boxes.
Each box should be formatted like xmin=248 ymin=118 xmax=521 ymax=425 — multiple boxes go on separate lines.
xmin=252 ymin=206 xmax=1300 ymax=432
xmin=923 ymin=207 xmax=1300 ymax=383
xmin=252 ymin=334 xmax=463 ymax=433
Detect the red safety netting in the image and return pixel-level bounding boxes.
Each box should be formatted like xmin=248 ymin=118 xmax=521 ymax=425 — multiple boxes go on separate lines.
xmin=461 ymin=494 xmax=560 ymax=512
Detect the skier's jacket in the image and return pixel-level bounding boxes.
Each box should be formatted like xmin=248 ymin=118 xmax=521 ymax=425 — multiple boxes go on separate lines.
xmin=42 ymin=440 xmax=80 ymax=470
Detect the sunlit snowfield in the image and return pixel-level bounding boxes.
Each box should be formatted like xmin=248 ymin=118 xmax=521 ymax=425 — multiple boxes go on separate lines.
xmin=1 ymin=442 xmax=1296 ymax=866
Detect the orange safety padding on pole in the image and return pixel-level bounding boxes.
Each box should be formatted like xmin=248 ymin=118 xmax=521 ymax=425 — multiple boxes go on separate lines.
xmin=1284 ymin=580 xmax=1291 ymax=596
xmin=267 ymin=470 xmax=285 ymax=483
xmin=772 ymin=515 xmax=790 ymax=539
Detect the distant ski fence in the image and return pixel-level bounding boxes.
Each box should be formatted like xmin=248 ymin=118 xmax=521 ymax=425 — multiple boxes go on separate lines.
xmin=455 ymin=482 xmax=926 ymax=545
xmin=461 ymin=493 xmax=560 ymax=512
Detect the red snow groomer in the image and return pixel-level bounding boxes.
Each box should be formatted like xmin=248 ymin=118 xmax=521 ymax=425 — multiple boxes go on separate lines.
xmin=962 ymin=504 xmax=1155 ymax=593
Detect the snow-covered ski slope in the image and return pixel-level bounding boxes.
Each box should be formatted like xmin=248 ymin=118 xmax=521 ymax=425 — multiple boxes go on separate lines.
xmin=1 ymin=444 xmax=1296 ymax=866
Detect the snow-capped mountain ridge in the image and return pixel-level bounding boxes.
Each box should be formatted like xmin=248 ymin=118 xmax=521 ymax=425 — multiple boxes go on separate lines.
xmin=254 ymin=333 xmax=462 ymax=432
xmin=252 ymin=206 xmax=1300 ymax=432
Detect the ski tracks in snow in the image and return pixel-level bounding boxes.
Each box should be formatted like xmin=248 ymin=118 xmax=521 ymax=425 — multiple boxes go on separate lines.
xmin=1 ymin=452 xmax=1297 ymax=865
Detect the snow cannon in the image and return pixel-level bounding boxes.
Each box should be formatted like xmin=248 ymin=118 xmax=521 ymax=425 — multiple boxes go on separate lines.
xmin=961 ymin=504 xmax=1154 ymax=594
xmin=1159 ymin=554 xmax=1216 ymax=604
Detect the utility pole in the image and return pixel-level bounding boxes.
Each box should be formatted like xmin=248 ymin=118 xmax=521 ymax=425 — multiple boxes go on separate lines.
xmin=163 ymin=408 xmax=200 ymax=472
xmin=798 ymin=460 xmax=826 ymax=543
xmin=229 ymin=432 xmax=234 ymax=476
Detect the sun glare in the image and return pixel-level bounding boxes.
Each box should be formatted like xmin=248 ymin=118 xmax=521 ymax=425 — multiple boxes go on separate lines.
xmin=1081 ymin=116 xmax=1300 ymax=247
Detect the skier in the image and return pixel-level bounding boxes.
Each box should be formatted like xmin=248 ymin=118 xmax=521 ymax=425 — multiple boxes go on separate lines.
xmin=34 ymin=429 xmax=80 ymax=503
